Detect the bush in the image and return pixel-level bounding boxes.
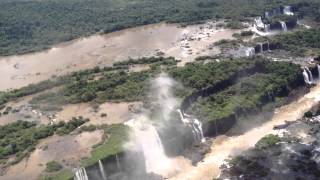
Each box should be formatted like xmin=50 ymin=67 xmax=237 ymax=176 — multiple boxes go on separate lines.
xmin=80 ymin=125 xmax=97 ymax=132
xmin=304 ymin=111 xmax=313 ymax=118
xmin=271 ymin=28 xmax=320 ymax=56
xmin=56 ymin=117 xmax=89 ymax=135
xmin=45 ymin=161 xmax=63 ymax=172
xmin=255 ymin=134 xmax=281 ymax=149
xmin=100 ymin=113 xmax=107 ymax=117
xmin=240 ymin=30 xmax=254 ymax=36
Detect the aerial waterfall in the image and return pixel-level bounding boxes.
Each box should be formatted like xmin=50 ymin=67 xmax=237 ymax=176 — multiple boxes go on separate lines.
xmin=303 ymin=67 xmax=313 ymax=84
xmin=283 ymin=6 xmax=294 ymax=16
xmin=124 ymin=73 xmax=181 ymax=175
xmin=259 ymin=43 xmax=263 ymax=53
xmin=116 ymin=154 xmax=121 ymax=169
xmin=306 ymin=67 xmax=313 ymax=82
xmin=153 ymin=73 xmax=205 ymax=143
xmin=265 ymin=24 xmax=271 ymax=32
xmin=254 ymin=17 xmax=265 ymax=29
xmin=74 ymin=168 xmax=89 ymax=180
xmin=280 ymin=21 xmax=288 ymax=31
xmin=177 ymin=109 xmax=205 ymax=143
xmin=303 ymin=69 xmax=311 ymax=84
xmin=318 ymin=64 xmax=320 ymax=78
xmin=245 ymin=47 xmax=255 ymax=57
xmin=264 ymin=12 xmax=270 ymax=18
xmin=193 ymin=118 xmax=205 ymax=143
xmin=98 ymin=160 xmax=107 ymax=180
xmin=124 ymin=73 xmax=207 ymax=176
xmin=125 ymin=118 xmax=171 ymax=174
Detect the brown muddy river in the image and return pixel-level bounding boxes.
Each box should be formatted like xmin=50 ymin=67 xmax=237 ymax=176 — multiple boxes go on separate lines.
xmin=0 ymin=22 xmax=237 ymax=91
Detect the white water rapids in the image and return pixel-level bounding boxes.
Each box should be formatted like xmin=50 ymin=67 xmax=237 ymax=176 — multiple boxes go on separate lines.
xmin=170 ymin=83 xmax=320 ymax=180
xmin=124 ymin=118 xmax=171 ymax=175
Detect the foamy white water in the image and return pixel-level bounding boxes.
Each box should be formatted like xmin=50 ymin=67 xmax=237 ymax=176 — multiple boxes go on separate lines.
xmin=125 ymin=118 xmax=172 ymax=175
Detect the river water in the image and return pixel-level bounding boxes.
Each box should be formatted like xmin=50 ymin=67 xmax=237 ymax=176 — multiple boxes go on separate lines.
xmin=170 ymin=83 xmax=320 ymax=180
xmin=0 ymin=22 xmax=237 ymax=91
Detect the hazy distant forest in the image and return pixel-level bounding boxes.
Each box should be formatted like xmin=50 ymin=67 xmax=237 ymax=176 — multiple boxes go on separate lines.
xmin=0 ymin=0 xmax=319 ymax=56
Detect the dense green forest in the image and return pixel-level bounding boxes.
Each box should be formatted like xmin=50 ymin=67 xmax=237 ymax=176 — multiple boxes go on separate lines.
xmin=0 ymin=57 xmax=303 ymax=108
xmin=188 ymin=61 xmax=302 ymax=123
xmin=272 ymin=28 xmax=320 ymax=56
xmin=1 ymin=0 xmax=319 ymax=56
xmin=169 ymin=60 xmax=254 ymax=90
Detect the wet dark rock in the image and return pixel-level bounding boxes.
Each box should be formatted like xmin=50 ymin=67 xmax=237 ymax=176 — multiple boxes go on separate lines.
xmin=182 ymin=138 xmax=212 ymax=165
xmin=85 ymin=151 xmax=152 ymax=180
xmin=158 ymin=120 xmax=194 ymax=157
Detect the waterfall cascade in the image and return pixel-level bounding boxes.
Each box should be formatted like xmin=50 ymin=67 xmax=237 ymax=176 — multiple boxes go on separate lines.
xmin=245 ymin=47 xmax=255 ymax=57
xmin=303 ymin=69 xmax=310 ymax=84
xmin=280 ymin=21 xmax=288 ymax=31
xmin=283 ymin=6 xmax=294 ymax=16
xmin=74 ymin=168 xmax=89 ymax=180
xmin=254 ymin=17 xmax=265 ymax=29
xmin=98 ymin=160 xmax=108 ymax=180
xmin=264 ymin=12 xmax=270 ymax=18
xmin=267 ymin=42 xmax=270 ymax=51
xmin=306 ymin=67 xmax=313 ymax=82
xmin=124 ymin=118 xmax=171 ymax=174
xmin=177 ymin=110 xmax=205 ymax=143
xmin=318 ymin=65 xmax=320 ymax=78
xmin=303 ymin=67 xmax=313 ymax=84
xmin=265 ymin=24 xmax=271 ymax=32
xmin=259 ymin=43 xmax=263 ymax=53
xmin=116 ymin=154 xmax=121 ymax=169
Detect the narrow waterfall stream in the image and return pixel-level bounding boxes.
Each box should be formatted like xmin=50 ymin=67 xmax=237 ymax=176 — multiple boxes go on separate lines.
xmin=303 ymin=69 xmax=311 ymax=84
xmin=170 ymin=82 xmax=320 ymax=180
xmin=259 ymin=43 xmax=263 ymax=53
xmin=306 ymin=67 xmax=314 ymax=82
xmin=303 ymin=66 xmax=314 ymax=84
xmin=74 ymin=168 xmax=89 ymax=180
xmin=98 ymin=160 xmax=107 ymax=180
xmin=245 ymin=47 xmax=255 ymax=57
xmin=280 ymin=21 xmax=288 ymax=31
xmin=318 ymin=65 xmax=320 ymax=78
xmin=177 ymin=110 xmax=205 ymax=143
xmin=115 ymin=154 xmax=121 ymax=170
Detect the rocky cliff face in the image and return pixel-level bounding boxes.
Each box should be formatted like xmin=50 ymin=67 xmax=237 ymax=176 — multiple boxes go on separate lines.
xmin=180 ymin=62 xmax=307 ymax=138
xmin=220 ymin=109 xmax=320 ymax=180
xmin=85 ymin=151 xmax=162 ymax=180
